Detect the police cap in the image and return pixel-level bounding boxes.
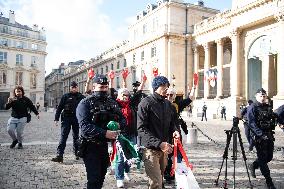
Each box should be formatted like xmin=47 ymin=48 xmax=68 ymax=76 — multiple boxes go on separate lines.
xmin=132 ymin=81 xmax=141 ymax=87
xmin=256 ymin=88 xmax=267 ymax=95
xmin=93 ymin=74 xmax=108 ymax=85
xmin=70 ymin=81 xmax=78 ymax=87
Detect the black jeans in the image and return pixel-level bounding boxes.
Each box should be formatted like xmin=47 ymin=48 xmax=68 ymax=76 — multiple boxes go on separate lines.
xmin=253 ymin=139 xmax=274 ymax=179
xmin=83 ymin=142 xmax=109 ymax=189
xmin=57 ymin=117 xmax=80 ymax=156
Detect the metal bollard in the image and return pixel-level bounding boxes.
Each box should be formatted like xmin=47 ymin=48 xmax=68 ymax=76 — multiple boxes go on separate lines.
xmin=187 ymin=122 xmax=198 ymax=145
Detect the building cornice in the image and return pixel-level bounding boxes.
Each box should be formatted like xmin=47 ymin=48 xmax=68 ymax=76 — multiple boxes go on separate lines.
xmin=193 ymin=0 xmax=273 ymax=36
xmin=0 ymin=45 xmax=47 ymax=55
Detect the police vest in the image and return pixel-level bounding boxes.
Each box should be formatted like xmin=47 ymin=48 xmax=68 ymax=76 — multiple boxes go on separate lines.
xmin=255 ymin=104 xmax=276 ymax=131
xmin=63 ymin=94 xmax=82 ymax=116
xmin=89 ymin=96 xmax=120 ymax=129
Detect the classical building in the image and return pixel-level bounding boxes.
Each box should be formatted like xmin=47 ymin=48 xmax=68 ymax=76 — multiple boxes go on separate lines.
xmin=44 ymin=63 xmax=66 ymax=108
xmin=0 ymin=10 xmax=47 ymax=109
xmin=53 ymin=0 xmax=284 ymax=118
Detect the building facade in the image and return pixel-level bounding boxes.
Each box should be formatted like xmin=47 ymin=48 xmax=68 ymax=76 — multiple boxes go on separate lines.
xmin=52 ymin=0 xmax=284 ymax=118
xmin=0 ymin=10 xmax=47 ymax=109
xmin=44 ymin=63 xmax=65 ymax=108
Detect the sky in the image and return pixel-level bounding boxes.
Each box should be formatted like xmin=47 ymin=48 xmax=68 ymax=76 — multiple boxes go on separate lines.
xmin=0 ymin=0 xmax=232 ymax=75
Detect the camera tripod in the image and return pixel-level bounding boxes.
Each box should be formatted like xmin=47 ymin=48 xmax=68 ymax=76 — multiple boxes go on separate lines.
xmin=215 ymin=117 xmax=253 ymax=189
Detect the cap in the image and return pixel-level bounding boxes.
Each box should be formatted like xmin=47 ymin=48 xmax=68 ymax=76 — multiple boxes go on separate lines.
xmin=132 ymin=81 xmax=141 ymax=87
xmin=256 ymin=88 xmax=267 ymax=95
xmin=152 ymin=76 xmax=169 ymax=91
xmin=70 ymin=81 xmax=78 ymax=87
xmin=93 ymin=74 xmax=108 ymax=85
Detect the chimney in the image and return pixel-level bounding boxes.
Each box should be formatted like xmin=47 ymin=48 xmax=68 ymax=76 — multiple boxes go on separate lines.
xmin=33 ymin=24 xmax=38 ymax=31
xmin=197 ymin=0 xmax=204 ymax=6
xmin=9 ymin=10 xmax=15 ymax=24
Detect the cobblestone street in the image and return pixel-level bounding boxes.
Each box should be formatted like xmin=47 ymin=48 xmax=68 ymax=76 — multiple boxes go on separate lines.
xmin=0 ymin=111 xmax=284 ymax=189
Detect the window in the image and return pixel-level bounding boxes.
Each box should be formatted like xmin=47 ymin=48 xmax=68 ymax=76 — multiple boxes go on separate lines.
xmin=96 ymin=69 xmax=99 ymax=75
xmin=141 ymin=51 xmax=144 ymax=61
xmin=152 ymin=17 xmax=158 ymax=32
xmin=0 ymin=38 xmax=8 ymax=46
xmin=143 ymin=24 xmax=147 ymax=34
xmin=116 ymin=76 xmax=120 ymax=88
xmin=151 ymin=47 xmax=156 ymax=58
xmin=0 ymin=52 xmax=7 ymax=64
xmin=117 ymin=61 xmax=120 ymax=69
xmin=16 ymin=54 xmax=23 ymax=65
xmin=31 ymin=43 xmax=38 ymax=50
xmin=31 ymin=56 xmax=37 ymax=67
xmin=16 ymin=41 xmax=23 ymax=49
xmin=133 ymin=53 xmax=136 ymax=64
xmin=123 ymin=59 xmax=127 ymax=67
xmin=0 ymin=70 xmax=7 ymax=85
xmin=15 ymin=72 xmax=23 ymax=85
xmin=106 ymin=65 xmax=109 ymax=73
xmin=30 ymin=73 xmax=36 ymax=88
xmin=2 ymin=26 xmax=8 ymax=33
xmin=111 ymin=63 xmax=114 ymax=70
xmin=101 ymin=67 xmax=104 ymax=74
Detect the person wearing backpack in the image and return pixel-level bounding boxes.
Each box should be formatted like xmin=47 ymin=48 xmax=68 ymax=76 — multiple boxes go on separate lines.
xmin=51 ymin=81 xmax=85 ymax=163
xmin=5 ymin=86 xmax=39 ymax=149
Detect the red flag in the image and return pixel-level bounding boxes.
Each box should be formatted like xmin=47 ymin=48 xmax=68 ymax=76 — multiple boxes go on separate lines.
xmin=108 ymin=70 xmax=115 ymax=79
xmin=193 ymin=73 xmax=199 ymax=87
xmin=153 ymin=67 xmax=158 ymax=77
xmin=88 ymin=68 xmax=94 ymax=79
xmin=122 ymin=68 xmax=129 ymax=79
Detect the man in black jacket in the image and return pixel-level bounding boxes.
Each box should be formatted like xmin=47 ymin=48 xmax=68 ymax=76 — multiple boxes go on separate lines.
xmin=137 ymin=76 xmax=179 ymax=189
xmin=51 ymin=81 xmax=85 ymax=163
xmin=5 ymin=86 xmax=39 ymax=149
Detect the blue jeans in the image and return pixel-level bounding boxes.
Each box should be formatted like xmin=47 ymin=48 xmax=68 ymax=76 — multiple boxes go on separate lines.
xmin=115 ymin=135 xmax=136 ymax=180
xmin=7 ymin=117 xmax=27 ymax=143
xmin=83 ymin=142 xmax=109 ymax=189
xmin=57 ymin=117 xmax=79 ymax=156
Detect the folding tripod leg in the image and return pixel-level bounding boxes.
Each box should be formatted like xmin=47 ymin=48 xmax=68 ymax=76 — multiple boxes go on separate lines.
xmin=237 ymin=129 xmax=253 ymax=189
xmin=215 ymin=130 xmax=232 ymax=187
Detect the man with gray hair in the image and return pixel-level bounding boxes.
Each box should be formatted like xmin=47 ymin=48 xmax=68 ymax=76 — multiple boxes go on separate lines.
xmin=137 ymin=76 xmax=180 ymax=189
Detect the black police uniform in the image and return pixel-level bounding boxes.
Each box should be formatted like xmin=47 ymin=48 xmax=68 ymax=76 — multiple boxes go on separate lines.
xmin=76 ymin=78 xmax=126 ymax=189
xmin=53 ymin=89 xmax=85 ymax=160
xmin=247 ymin=101 xmax=276 ymax=188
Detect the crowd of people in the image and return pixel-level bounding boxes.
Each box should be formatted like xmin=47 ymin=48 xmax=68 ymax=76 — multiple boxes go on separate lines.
xmin=4 ymin=70 xmax=284 ymax=189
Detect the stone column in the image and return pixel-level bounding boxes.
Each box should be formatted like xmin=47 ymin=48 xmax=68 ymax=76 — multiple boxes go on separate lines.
xmin=216 ymin=39 xmax=224 ymax=98
xmin=204 ymin=43 xmax=210 ymax=99
xmin=275 ymin=10 xmax=284 ymax=99
xmin=271 ymin=9 xmax=284 ymax=108
xmin=194 ymin=47 xmax=199 ymax=98
xmin=230 ymin=29 xmax=241 ymax=97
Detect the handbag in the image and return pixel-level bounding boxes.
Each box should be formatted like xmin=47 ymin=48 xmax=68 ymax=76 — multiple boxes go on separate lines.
xmin=27 ymin=113 xmax=31 ymax=123
xmin=171 ymin=138 xmax=200 ymax=189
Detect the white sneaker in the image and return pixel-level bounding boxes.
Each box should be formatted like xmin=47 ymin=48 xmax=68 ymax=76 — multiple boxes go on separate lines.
xmin=117 ymin=180 xmax=124 ymax=188
xmin=106 ymin=168 xmax=115 ymax=175
xmin=124 ymin=173 xmax=130 ymax=181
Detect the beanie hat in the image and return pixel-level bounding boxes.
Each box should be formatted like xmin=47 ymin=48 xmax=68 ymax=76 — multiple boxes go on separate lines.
xmin=152 ymin=76 xmax=169 ymax=91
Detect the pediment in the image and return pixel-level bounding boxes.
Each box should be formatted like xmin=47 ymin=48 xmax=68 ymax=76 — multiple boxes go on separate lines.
xmin=0 ymin=64 xmax=10 ymax=69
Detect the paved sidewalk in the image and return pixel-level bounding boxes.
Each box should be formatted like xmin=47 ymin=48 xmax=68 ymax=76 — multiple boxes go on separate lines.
xmin=0 ymin=111 xmax=283 ymax=189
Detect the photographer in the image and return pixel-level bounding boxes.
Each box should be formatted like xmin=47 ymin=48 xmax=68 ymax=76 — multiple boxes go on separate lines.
xmin=76 ymin=74 xmax=126 ymax=189
xmin=247 ymin=88 xmax=276 ymax=189
xmin=5 ymin=86 xmax=39 ymax=149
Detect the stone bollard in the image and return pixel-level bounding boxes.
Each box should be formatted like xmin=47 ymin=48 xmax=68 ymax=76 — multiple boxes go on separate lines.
xmin=187 ymin=122 xmax=198 ymax=145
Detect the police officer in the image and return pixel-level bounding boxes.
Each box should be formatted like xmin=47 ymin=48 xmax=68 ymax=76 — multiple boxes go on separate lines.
xmin=201 ymin=102 xmax=207 ymax=121
xmin=76 ymin=74 xmax=126 ymax=189
xmin=241 ymin=99 xmax=254 ymax=151
xmin=247 ymin=88 xmax=276 ymax=189
xmin=51 ymin=81 xmax=85 ymax=163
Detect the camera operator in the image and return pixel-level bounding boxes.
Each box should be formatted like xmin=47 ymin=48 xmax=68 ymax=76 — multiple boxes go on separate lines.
xmin=76 ymin=74 xmax=126 ymax=189
xmin=247 ymin=88 xmax=277 ymax=189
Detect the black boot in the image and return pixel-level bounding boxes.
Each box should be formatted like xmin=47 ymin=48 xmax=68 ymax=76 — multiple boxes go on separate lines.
xmin=17 ymin=143 xmax=23 ymax=149
xmin=266 ymin=178 xmax=276 ymax=189
xmin=249 ymin=163 xmax=256 ymax=178
xmin=10 ymin=140 xmax=18 ymax=149
xmin=51 ymin=156 xmax=63 ymax=163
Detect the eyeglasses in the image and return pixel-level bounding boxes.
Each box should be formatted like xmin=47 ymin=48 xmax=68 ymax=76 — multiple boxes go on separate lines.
xmin=167 ymin=94 xmax=174 ymax=97
xmin=122 ymin=94 xmax=130 ymax=97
